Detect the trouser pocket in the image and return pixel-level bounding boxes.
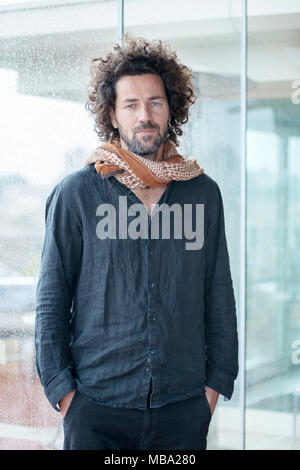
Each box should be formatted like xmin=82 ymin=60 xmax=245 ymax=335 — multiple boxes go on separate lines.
xmin=63 ymin=390 xmax=79 ymax=421
xmin=203 ymin=393 xmax=212 ymax=421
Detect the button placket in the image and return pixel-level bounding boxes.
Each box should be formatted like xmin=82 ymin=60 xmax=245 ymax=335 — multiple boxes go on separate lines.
xmin=146 ymin=236 xmax=159 ymax=398
xmin=145 ymin=180 xmax=173 ymax=405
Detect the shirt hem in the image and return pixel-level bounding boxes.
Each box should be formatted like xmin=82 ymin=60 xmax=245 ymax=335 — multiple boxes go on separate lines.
xmin=76 ymin=385 xmax=207 ymax=411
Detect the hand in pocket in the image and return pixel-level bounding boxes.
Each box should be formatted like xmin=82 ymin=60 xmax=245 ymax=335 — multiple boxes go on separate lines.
xmin=59 ymin=390 xmax=76 ymax=418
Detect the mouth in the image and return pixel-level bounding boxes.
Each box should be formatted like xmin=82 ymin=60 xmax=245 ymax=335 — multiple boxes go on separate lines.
xmin=135 ymin=128 xmax=157 ymax=134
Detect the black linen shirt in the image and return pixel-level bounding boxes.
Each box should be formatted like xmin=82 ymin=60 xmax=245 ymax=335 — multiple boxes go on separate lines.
xmin=35 ymin=163 xmax=239 ymax=411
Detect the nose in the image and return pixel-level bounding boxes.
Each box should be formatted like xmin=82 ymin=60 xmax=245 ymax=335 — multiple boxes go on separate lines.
xmin=138 ymin=104 xmax=152 ymax=123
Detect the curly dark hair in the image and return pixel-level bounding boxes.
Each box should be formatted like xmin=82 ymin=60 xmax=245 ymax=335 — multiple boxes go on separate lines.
xmin=85 ymin=34 xmax=196 ymax=146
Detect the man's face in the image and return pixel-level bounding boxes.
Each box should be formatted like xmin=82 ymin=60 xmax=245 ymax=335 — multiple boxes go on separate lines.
xmin=110 ymin=74 xmax=170 ymax=160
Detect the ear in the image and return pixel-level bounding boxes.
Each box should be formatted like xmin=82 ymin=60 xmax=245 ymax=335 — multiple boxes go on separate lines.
xmin=110 ymin=108 xmax=118 ymax=129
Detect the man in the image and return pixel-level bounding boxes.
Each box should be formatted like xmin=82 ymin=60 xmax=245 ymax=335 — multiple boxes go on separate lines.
xmin=35 ymin=35 xmax=238 ymax=450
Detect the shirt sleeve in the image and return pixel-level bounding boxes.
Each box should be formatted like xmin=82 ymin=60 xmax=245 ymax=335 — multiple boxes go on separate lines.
xmin=35 ymin=182 xmax=82 ymax=411
xmin=204 ymin=183 xmax=239 ymax=400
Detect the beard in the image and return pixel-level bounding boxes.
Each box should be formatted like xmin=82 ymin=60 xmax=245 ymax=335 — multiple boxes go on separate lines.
xmin=115 ymin=119 xmax=169 ymax=160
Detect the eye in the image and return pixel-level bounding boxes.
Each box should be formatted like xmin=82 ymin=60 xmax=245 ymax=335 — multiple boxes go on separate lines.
xmin=151 ymin=101 xmax=160 ymax=106
xmin=126 ymin=104 xmax=136 ymax=109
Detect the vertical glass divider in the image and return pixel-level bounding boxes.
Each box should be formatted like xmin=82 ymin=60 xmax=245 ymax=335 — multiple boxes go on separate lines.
xmin=118 ymin=0 xmax=125 ymax=45
xmin=240 ymin=0 xmax=247 ymax=451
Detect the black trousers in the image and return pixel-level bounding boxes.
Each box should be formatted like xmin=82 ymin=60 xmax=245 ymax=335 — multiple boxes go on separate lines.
xmin=62 ymin=390 xmax=212 ymax=450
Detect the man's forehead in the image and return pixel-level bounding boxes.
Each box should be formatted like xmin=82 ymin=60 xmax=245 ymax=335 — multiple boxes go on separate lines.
xmin=115 ymin=74 xmax=166 ymax=98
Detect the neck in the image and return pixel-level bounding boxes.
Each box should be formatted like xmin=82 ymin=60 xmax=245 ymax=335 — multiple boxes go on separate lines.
xmin=143 ymin=149 xmax=164 ymax=162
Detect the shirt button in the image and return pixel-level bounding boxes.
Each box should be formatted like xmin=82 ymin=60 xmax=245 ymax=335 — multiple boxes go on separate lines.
xmin=149 ymin=348 xmax=155 ymax=354
xmin=150 ymin=282 xmax=155 ymax=288
xmin=146 ymin=366 xmax=150 ymax=372
xmin=149 ymin=250 xmax=154 ymax=255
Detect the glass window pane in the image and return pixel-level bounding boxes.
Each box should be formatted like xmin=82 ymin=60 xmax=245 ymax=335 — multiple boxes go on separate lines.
xmin=0 ymin=0 xmax=117 ymax=450
xmin=124 ymin=0 xmax=243 ymax=450
xmin=246 ymin=0 xmax=300 ymax=450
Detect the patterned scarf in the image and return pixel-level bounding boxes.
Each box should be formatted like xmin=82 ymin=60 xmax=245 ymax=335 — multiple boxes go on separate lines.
xmin=84 ymin=139 xmax=204 ymax=189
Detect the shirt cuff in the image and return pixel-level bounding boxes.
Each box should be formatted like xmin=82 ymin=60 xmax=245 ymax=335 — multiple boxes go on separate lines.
xmin=44 ymin=372 xmax=76 ymax=412
xmin=204 ymin=363 xmax=236 ymax=400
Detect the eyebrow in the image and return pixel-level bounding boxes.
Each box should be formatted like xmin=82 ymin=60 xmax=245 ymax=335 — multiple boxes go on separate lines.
xmin=122 ymin=95 xmax=165 ymax=103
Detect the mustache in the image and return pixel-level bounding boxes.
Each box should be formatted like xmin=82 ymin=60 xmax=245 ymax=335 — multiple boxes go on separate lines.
xmin=134 ymin=123 xmax=160 ymax=132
